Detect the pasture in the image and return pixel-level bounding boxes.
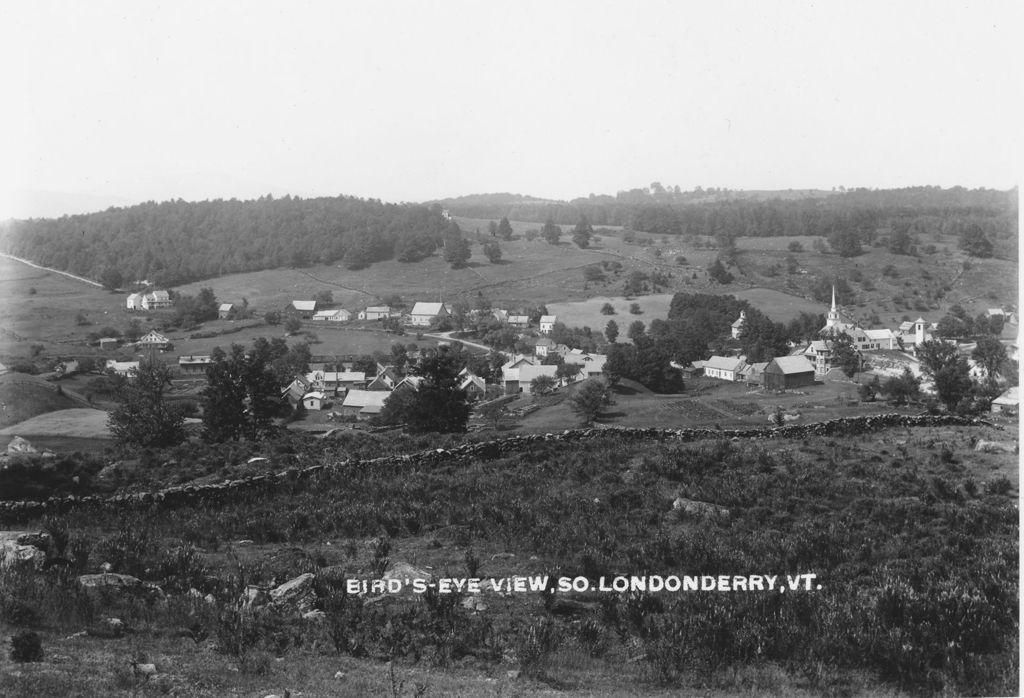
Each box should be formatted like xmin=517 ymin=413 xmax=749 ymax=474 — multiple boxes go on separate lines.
xmin=0 ymin=407 xmax=110 ymax=440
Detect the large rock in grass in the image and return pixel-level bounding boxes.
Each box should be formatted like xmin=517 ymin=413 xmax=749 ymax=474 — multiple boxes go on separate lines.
xmin=672 ymin=497 xmax=730 ymax=520
xmin=78 ymin=573 xmax=164 ymax=600
xmin=269 ymin=573 xmax=316 ymax=611
xmin=0 ymin=531 xmax=48 ymax=570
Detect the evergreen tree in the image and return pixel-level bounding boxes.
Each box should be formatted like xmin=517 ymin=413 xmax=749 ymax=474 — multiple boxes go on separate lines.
xmin=482 ymin=239 xmax=502 ymax=263
xmin=605 ymin=320 xmax=619 ymax=344
xmin=496 ymin=217 xmax=514 ymax=240
xmin=379 ymin=346 xmax=469 ymax=433
xmin=443 ymin=232 xmax=471 ymax=268
xmin=541 ymin=218 xmax=562 ymax=245
xmin=572 ymin=215 xmax=593 ymax=248
xmin=202 ymin=342 xmax=284 ymax=441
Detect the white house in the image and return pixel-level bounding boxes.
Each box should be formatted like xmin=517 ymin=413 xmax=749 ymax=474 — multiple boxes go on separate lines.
xmin=862 ymin=328 xmax=898 ymax=351
xmin=408 ymin=302 xmax=449 ymax=327
xmin=502 ymin=362 xmax=558 ymax=394
xmin=534 ymin=337 xmax=556 ymax=357
xmin=105 ymin=360 xmax=140 ymax=376
xmin=137 ymin=330 xmax=171 ymax=350
xmin=126 ymin=293 xmax=144 ymax=311
xmin=289 ymin=300 xmax=318 ymax=318
xmin=218 ymin=303 xmax=234 ymax=319
xmin=539 ymin=315 xmax=557 ymax=334
xmin=178 ymin=355 xmax=213 ymax=376
xmin=508 ymin=315 xmax=530 ymax=329
xmin=703 ymin=355 xmax=747 ymax=381
xmin=991 ymin=386 xmax=1018 ymax=413
xmin=302 ymin=391 xmax=327 ymax=411
xmin=313 ymin=309 xmax=352 ymax=322
xmin=359 ymin=306 xmax=392 ymax=320
xmin=141 ymin=290 xmax=173 ymax=310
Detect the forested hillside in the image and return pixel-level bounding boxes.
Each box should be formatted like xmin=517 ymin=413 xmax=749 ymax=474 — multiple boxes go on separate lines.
xmin=438 ymin=186 xmax=1018 ymax=259
xmin=0 ymin=187 xmax=1016 ymax=288
xmin=0 ymin=196 xmax=454 ymax=287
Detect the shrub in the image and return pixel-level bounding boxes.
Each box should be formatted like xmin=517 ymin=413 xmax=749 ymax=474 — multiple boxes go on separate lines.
xmin=984 ymin=476 xmax=1012 ymax=496
xmin=10 ymin=631 xmax=43 ymax=662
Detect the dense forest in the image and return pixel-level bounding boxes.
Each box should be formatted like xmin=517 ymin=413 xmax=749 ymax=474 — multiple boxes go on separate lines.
xmin=0 ymin=186 xmax=1016 ymax=287
xmin=438 ymin=186 xmax=1018 ymax=259
xmin=0 ymin=195 xmax=455 ymax=287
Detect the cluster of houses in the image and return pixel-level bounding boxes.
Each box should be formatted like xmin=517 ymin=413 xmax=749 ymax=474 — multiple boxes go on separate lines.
xmin=698 ymin=287 xmax=1019 ymax=396
xmin=287 ymin=298 xmax=559 ymax=333
xmin=125 ymin=290 xmax=173 ymax=311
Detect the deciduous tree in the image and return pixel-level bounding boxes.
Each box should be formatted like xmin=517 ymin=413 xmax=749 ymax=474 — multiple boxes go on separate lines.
xmin=108 ymin=361 xmax=186 ymax=448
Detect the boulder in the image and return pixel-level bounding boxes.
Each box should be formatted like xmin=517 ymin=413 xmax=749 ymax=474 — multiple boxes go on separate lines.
xmin=974 ymin=440 xmax=1018 ymax=454
xmin=672 ymin=497 xmax=730 ymax=520
xmin=0 ymin=535 xmax=47 ymax=570
xmin=16 ymin=531 xmax=52 ymax=549
xmin=7 ymin=436 xmax=38 ymax=454
xmin=302 ymin=609 xmax=327 ymax=622
xmin=461 ymin=596 xmax=488 ymax=612
xmin=240 ymin=585 xmax=270 ymax=609
xmin=78 ymin=573 xmax=164 ymax=600
xmin=87 ymin=617 xmax=126 ymax=639
xmin=383 ymin=562 xmax=431 ymax=582
xmin=270 ymin=573 xmax=316 ymax=610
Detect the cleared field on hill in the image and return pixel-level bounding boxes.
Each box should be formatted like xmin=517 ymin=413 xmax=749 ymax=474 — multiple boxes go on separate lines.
xmin=159 ymin=325 xmax=434 ymax=359
xmin=0 ymin=407 xmax=111 ymax=439
xmin=0 ymin=372 xmax=81 ymax=427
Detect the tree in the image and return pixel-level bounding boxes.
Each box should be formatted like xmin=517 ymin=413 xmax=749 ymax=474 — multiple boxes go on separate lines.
xmin=108 ymin=360 xmax=186 ymax=448
xmin=882 ymin=368 xmax=920 ymax=405
xmin=201 ymin=343 xmax=284 ymax=441
xmin=284 ymin=317 xmax=302 ymax=335
xmin=487 ymin=220 xmax=498 ymax=237
xmin=787 ymin=241 xmax=804 ymax=253
xmin=482 ymin=239 xmax=502 ymax=263
xmin=541 ymin=218 xmax=562 ymax=245
xmin=706 ymin=259 xmax=733 ymax=284
xmin=568 ymin=378 xmax=614 ymax=425
xmin=959 ymin=223 xmax=993 ymax=258
xmin=530 ymin=374 xmax=557 ymax=395
xmin=627 ymin=320 xmax=646 ymax=342
xmin=100 ymin=268 xmax=124 ymax=291
xmin=605 ymin=320 xmax=619 ymax=344
xmin=824 ymin=331 xmax=862 ymax=378
xmin=629 ymin=303 xmax=642 ymax=315
xmin=889 ymin=223 xmax=913 ymax=255
xmin=572 ymin=215 xmax=593 ymax=248
xmin=496 ymin=217 xmax=513 ymax=241
xmin=971 ymin=336 xmax=1007 ymax=378
xmin=858 ymin=376 xmax=881 ymax=401
xmin=600 ymin=303 xmax=616 ymax=315
xmin=583 ymin=265 xmax=606 ymax=283
xmin=828 ymin=228 xmax=862 ymax=257
xmin=315 ymin=289 xmax=334 ymax=305
xmin=379 ymin=346 xmax=470 ymax=433
xmin=557 ymin=362 xmax=582 ymax=381
xmin=917 ymin=339 xmax=972 ymax=411
xmin=264 ymin=311 xmax=281 ymax=325
xmin=443 ymin=232 xmax=472 ymax=268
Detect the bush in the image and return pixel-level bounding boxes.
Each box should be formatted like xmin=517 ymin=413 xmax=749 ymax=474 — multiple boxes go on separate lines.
xmin=10 ymin=631 xmax=43 ymax=662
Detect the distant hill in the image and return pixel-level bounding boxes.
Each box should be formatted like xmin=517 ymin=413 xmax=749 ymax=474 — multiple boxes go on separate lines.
xmin=0 ymin=372 xmax=81 ymax=428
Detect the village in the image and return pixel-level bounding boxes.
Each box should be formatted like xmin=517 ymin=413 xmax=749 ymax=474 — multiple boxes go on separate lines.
xmin=53 ymin=279 xmax=1014 ymax=436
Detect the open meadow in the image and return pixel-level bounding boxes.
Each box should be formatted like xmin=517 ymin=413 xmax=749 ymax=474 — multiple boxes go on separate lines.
xmin=0 ymin=419 xmax=1016 ymax=696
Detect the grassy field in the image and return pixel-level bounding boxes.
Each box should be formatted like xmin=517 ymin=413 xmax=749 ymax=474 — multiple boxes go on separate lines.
xmin=0 ymin=408 xmax=111 ymax=440
xmin=1 ymin=422 xmax=1016 ymax=696
xmin=0 ymin=372 xmax=82 ymax=428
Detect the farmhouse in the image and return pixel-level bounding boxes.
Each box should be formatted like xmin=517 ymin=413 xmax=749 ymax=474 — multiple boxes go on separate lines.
xmin=141 ymin=290 xmax=173 ymax=310
xmin=502 ymin=359 xmax=558 ymax=394
xmin=862 ymin=328 xmax=897 ymax=350
xmin=408 ymin=302 xmax=449 ymax=326
xmin=341 ymin=390 xmax=391 ymax=420
xmin=559 ymin=349 xmax=607 ymax=377
xmin=359 ymin=306 xmax=392 ymax=320
xmin=392 ymin=376 xmax=424 ymax=395
xmin=533 ymin=337 xmax=556 ymax=357
xmin=703 ymin=355 xmax=747 ymax=381
xmin=763 ymin=356 xmax=816 ymax=391
xmin=539 ymin=315 xmax=557 ymax=334
xmin=137 ymin=330 xmax=171 ymax=350
xmin=366 ymin=366 xmax=401 ymax=391
xmin=491 ymin=309 xmax=509 ymax=324
xmin=105 ymin=360 xmax=139 ymax=377
xmin=740 ymin=361 xmax=768 ymax=385
xmin=218 ymin=303 xmax=234 ymax=319
xmin=302 ymin=391 xmax=327 ymax=411
xmin=459 ymin=373 xmax=487 ymax=400
xmin=178 ymin=355 xmax=213 ymax=376
xmin=802 ymin=340 xmax=835 ymax=374
xmin=126 ymin=293 xmax=144 ymax=311
xmin=289 ymin=300 xmax=318 ymax=318
xmin=312 ymin=309 xmax=352 ymax=322
xmin=508 ymin=315 xmax=530 ymax=329
xmin=281 ymin=376 xmax=312 ymax=405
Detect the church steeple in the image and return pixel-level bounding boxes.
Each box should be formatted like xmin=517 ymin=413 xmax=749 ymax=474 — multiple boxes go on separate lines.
xmin=826 ymin=285 xmax=840 ymax=328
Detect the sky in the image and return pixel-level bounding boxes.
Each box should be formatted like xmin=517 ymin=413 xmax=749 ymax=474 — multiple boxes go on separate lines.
xmin=1 ymin=1 xmax=1020 ymax=219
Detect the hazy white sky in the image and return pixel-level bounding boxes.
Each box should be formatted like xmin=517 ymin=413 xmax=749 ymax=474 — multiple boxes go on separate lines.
xmin=2 ymin=1 xmax=1020 ymax=218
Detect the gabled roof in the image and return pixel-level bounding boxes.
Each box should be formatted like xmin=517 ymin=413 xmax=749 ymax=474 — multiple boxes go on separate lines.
xmin=336 ymin=371 xmax=366 ymax=382
xmin=767 ymin=355 xmax=815 ymax=374
xmin=517 ymin=364 xmax=559 ymax=382
xmin=863 ymin=328 xmax=896 ymax=340
xmin=178 ymin=355 xmax=213 ymax=365
xmin=703 ymin=355 xmax=746 ymax=372
xmin=986 ymin=308 xmax=1006 ymax=316
xmin=993 ymin=386 xmax=1018 ymax=405
xmin=342 ymin=390 xmax=391 ymax=409
xmin=365 ymin=305 xmax=391 ymax=313
xmin=508 ymin=315 xmax=530 ymax=324
xmin=539 ymin=315 xmax=557 ymax=324
xmin=138 ymin=330 xmax=169 ymax=344
xmin=459 ymin=375 xmax=486 ymax=392
xmin=411 ymin=302 xmax=445 ymax=316
xmin=303 ymin=391 xmax=326 ymax=400
xmin=292 ymin=300 xmax=317 ymax=311
xmin=534 ymin=337 xmax=556 ymax=348
xmin=148 ymin=290 xmax=171 ymax=301
xmin=219 ymin=303 xmax=233 ymax=312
